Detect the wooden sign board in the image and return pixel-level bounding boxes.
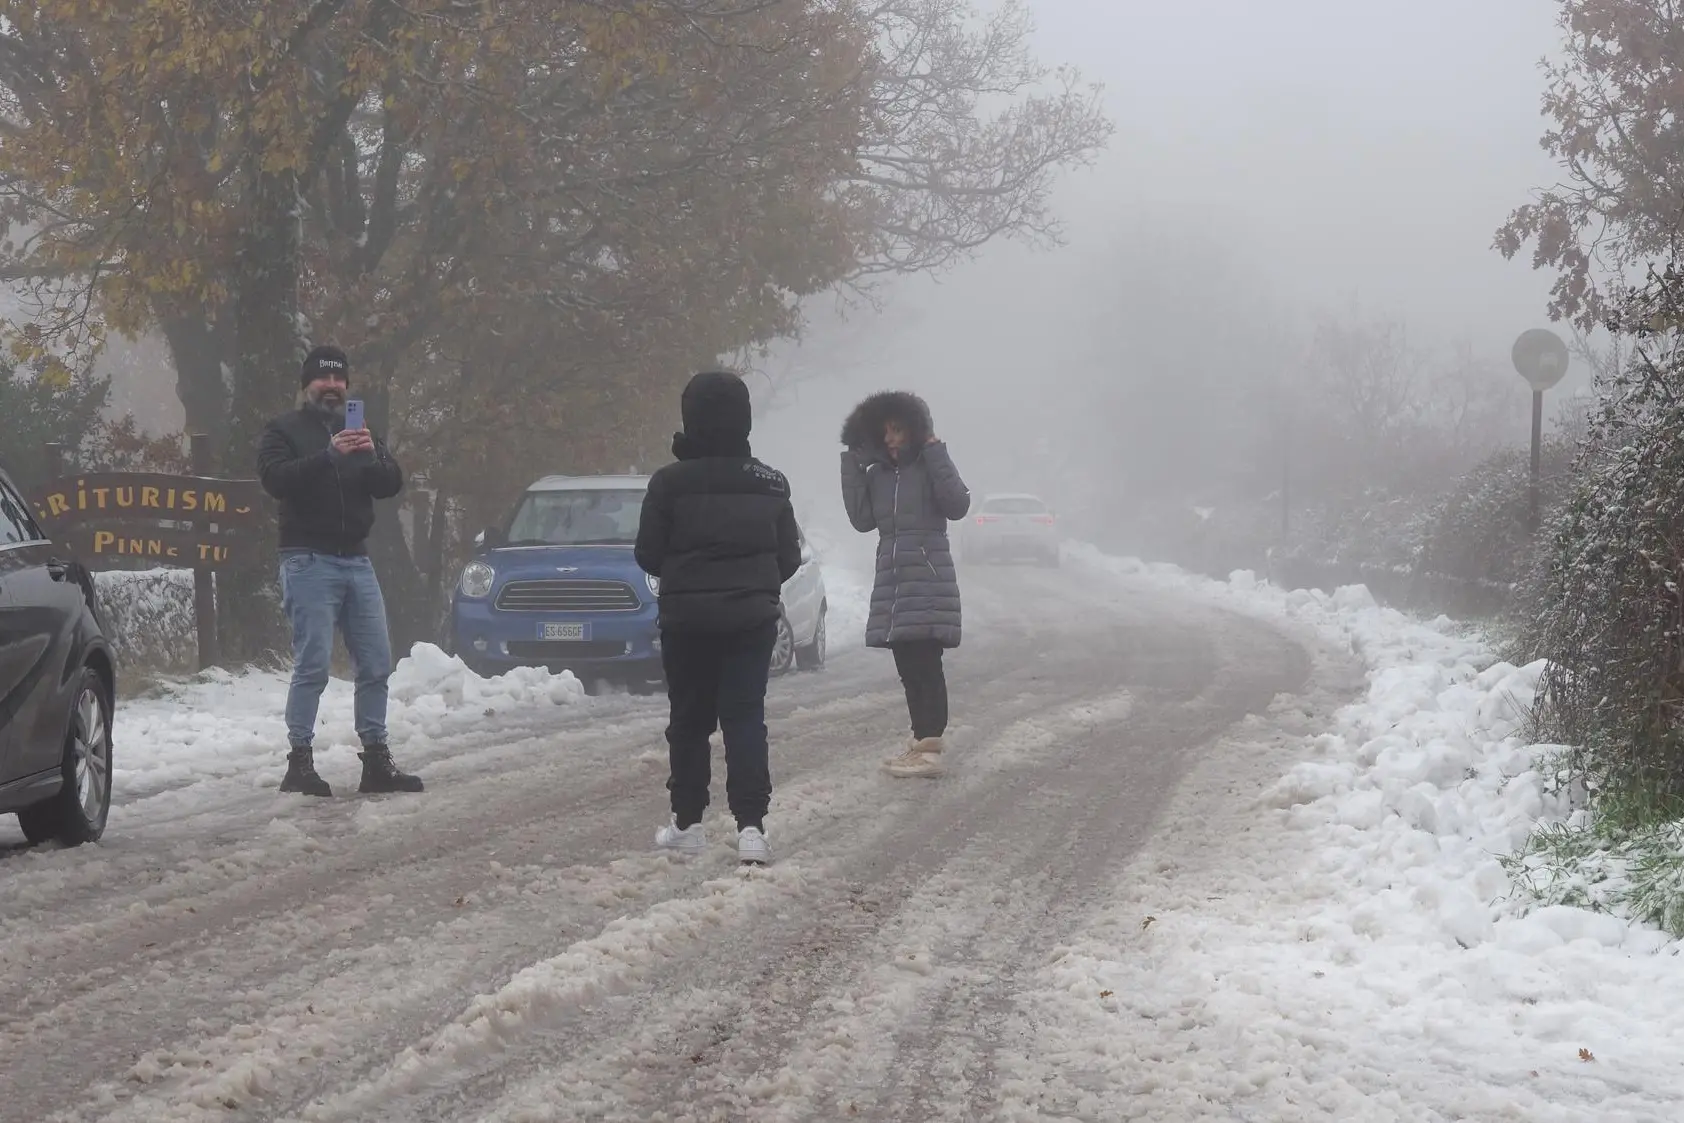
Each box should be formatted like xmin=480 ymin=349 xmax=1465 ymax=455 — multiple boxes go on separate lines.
xmin=31 ymin=472 xmax=265 ymax=530
xmin=26 ymin=471 xmax=263 ymax=574
xmin=33 ymin=441 xmax=264 ymax=670
xmin=46 ymin=525 xmax=246 ymax=568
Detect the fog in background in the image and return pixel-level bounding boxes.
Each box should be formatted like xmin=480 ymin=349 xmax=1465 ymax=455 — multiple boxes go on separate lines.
xmin=752 ymin=0 xmax=1569 ymax=567
xmin=62 ymin=0 xmax=1580 ymax=574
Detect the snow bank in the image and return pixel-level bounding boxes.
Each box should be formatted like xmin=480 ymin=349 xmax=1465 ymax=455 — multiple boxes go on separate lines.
xmin=95 ymin=568 xmax=197 ymax=672
xmin=82 ymin=537 xmax=870 ymax=807
xmin=801 ymin=521 xmax=870 ymax=647
xmin=1031 ymin=542 xmax=1684 ymax=1120
xmin=112 ymin=644 xmax=586 ymax=803
xmin=819 ymin=565 xmax=870 ymax=650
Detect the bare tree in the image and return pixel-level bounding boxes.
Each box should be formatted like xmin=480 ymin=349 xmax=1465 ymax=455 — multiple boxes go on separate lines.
xmin=846 ymin=0 xmax=1112 ymax=281
xmin=1308 ymin=308 xmax=1423 ymax=459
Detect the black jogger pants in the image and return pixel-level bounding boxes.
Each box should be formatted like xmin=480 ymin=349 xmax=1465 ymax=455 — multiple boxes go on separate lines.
xmin=891 ymin=639 xmax=948 ymax=740
xmin=661 ymin=621 xmax=777 ymax=832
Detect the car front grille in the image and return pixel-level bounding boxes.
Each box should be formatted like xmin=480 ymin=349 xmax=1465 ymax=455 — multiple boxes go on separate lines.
xmin=495 ymin=579 xmax=640 ymax=612
xmin=505 ymin=640 xmax=632 ymax=660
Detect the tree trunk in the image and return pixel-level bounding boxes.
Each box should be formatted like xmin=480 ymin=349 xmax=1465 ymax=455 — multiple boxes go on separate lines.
xmin=369 ymin=506 xmax=433 ymax=656
xmin=359 ymin=371 xmax=432 ymax=655
xmin=218 ymin=166 xmax=305 ymax=665
xmin=423 ymin=484 xmax=449 ymax=635
xmin=158 ymin=311 xmax=233 ymax=436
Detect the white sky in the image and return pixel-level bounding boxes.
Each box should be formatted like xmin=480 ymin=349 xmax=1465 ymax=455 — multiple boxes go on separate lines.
xmin=754 ymin=0 xmax=1576 ymax=502
xmin=1025 ymin=0 xmax=1563 ymax=347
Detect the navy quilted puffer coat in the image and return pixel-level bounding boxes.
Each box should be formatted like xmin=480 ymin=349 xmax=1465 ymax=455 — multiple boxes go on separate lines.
xmin=839 ymin=391 xmax=971 ymax=648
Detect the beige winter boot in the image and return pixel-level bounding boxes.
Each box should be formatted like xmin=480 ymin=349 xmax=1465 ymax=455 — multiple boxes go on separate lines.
xmin=885 ymin=736 xmax=944 ymax=778
xmin=883 ymin=736 xmax=919 ymax=768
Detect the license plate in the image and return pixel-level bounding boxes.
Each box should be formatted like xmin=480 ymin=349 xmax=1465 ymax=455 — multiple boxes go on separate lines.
xmin=540 ymin=622 xmax=588 ymax=641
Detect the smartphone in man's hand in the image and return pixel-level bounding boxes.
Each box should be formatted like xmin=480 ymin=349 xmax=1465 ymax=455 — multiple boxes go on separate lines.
xmin=342 ymin=399 xmax=374 ymax=465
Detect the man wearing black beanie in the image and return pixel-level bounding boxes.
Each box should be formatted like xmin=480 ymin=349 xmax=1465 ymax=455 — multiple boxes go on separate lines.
xmin=634 ymin=370 xmax=802 ymax=864
xmin=255 ymin=344 xmax=423 ymax=798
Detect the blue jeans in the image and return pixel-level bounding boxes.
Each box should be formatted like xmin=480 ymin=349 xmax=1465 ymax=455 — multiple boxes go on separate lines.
xmin=278 ymin=550 xmax=393 ymax=748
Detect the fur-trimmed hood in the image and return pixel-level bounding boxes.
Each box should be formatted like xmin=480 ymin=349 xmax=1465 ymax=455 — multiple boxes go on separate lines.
xmin=839 ymin=390 xmax=934 ymax=453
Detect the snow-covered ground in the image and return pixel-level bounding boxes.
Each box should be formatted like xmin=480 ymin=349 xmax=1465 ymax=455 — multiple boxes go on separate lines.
xmin=4 ymin=555 xmax=1312 ymax=1121
xmin=5 ymin=543 xmax=1682 ymax=1121
xmin=109 ymin=645 xmax=589 ymax=803
xmin=1011 ymin=545 xmax=1684 ymax=1122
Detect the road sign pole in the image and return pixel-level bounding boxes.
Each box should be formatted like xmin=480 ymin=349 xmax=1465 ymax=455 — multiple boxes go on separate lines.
xmin=1530 ymin=389 xmax=1543 ymax=531
xmin=1512 ymin=328 xmax=1570 ymax=535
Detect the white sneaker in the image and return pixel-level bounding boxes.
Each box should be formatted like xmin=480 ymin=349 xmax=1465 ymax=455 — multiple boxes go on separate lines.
xmin=884 ymin=736 xmax=944 ymax=778
xmin=655 ymin=815 xmax=706 ymax=856
xmin=737 ymin=826 xmax=772 ymax=865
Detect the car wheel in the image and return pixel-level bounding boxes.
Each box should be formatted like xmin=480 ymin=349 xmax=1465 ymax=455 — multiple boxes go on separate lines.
xmin=770 ymin=612 xmax=796 ymax=676
xmin=795 ymin=607 xmax=827 ymax=671
xmin=18 ymin=666 xmax=112 ymax=847
xmin=1043 ymin=548 xmax=1061 ymax=568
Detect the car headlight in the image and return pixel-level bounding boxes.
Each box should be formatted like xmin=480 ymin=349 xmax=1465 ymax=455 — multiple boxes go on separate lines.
xmin=459 ymin=560 xmax=496 ymax=598
xmin=645 ymin=572 xmax=660 ymax=596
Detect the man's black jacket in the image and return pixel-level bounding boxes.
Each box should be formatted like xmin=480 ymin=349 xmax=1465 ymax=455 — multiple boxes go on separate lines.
xmin=256 ymin=406 xmax=404 ymax=555
xmin=635 ymin=453 xmax=802 ymax=633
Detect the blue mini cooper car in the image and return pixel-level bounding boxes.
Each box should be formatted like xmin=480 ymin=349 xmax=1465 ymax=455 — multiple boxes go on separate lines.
xmin=448 ymin=474 xmax=828 ymax=691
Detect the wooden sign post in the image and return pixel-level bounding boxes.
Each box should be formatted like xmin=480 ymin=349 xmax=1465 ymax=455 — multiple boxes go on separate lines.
xmin=190 ymin=434 xmax=219 ymax=667
xmin=33 ymin=438 xmax=266 ymax=670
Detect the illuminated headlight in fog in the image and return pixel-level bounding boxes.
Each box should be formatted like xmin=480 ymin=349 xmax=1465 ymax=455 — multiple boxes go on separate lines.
xmin=646 ymin=573 xmax=660 ymax=596
xmin=459 ymin=560 xmax=495 ymax=598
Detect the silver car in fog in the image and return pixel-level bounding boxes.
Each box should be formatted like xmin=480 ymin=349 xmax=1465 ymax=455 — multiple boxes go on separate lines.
xmin=959 ymin=493 xmax=1060 ymax=566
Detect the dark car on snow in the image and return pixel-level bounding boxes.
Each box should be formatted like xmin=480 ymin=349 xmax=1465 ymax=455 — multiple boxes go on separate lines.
xmin=0 ymin=465 xmax=116 ymax=846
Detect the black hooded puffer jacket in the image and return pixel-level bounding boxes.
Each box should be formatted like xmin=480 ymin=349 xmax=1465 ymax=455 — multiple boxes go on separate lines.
xmin=635 ymin=371 xmax=802 ymax=632
xmin=839 ymin=391 xmax=970 ymax=648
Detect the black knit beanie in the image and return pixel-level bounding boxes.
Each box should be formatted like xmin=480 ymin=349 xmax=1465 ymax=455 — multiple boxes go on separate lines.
xmin=301 ymin=345 xmax=350 ymax=387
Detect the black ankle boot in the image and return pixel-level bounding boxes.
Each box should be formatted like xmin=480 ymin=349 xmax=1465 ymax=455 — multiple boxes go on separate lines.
xmin=358 ymin=744 xmax=424 ymax=794
xmin=280 ymin=746 xmax=332 ymax=797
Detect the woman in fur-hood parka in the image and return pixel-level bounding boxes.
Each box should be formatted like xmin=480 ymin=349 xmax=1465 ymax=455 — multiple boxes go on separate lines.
xmin=839 ymin=390 xmax=971 ymax=776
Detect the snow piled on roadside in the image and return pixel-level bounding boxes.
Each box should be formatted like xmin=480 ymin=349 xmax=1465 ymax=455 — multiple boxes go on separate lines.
xmin=1008 ymin=543 xmax=1684 ymax=1123
xmin=110 ymin=644 xmax=587 ymax=803
xmin=94 ymin=568 xmax=197 ymax=672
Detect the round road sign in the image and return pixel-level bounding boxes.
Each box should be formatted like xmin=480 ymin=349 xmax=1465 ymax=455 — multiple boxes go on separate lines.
xmin=1512 ymin=328 xmax=1570 ymax=391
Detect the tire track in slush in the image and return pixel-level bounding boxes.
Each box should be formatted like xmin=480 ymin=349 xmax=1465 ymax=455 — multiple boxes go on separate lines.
xmin=13 ymin=684 xmax=914 ymax=1123
xmin=4 ymin=565 xmax=1324 ymax=1123
xmin=450 ymin=593 xmax=1309 ymax=1123
xmin=60 ymin=676 xmax=1112 ymax=1123
xmin=19 ymin=567 xmax=1132 ymax=1123
xmin=299 ymin=582 xmax=1307 ymax=1122
xmin=302 ymin=690 xmax=1142 ymax=1123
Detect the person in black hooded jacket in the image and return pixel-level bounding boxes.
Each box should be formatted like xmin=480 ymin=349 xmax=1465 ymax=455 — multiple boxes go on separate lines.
xmin=635 ymin=370 xmax=801 ymax=865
